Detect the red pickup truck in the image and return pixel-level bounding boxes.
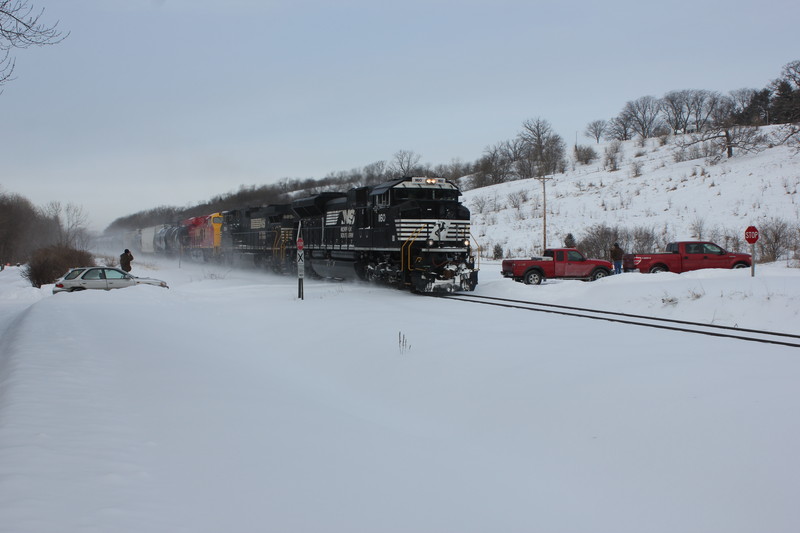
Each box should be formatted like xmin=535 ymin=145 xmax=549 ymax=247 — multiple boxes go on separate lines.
xmin=501 ymin=248 xmax=613 ymax=285
xmin=623 ymin=241 xmax=751 ymax=273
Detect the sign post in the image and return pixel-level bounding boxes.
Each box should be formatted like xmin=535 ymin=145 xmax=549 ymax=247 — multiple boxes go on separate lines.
xmin=297 ymin=236 xmax=304 ymax=300
xmin=744 ymin=225 xmax=759 ymax=277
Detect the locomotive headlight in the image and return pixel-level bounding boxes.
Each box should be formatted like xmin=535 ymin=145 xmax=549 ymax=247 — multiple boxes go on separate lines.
xmin=463 ymin=239 xmax=470 ymax=247
xmin=426 ymin=239 xmax=435 ymax=247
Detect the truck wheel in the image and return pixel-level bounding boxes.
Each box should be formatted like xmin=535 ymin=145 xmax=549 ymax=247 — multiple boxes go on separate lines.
xmin=732 ymin=263 xmax=748 ymax=269
xmin=649 ymin=265 xmax=668 ymax=273
xmin=523 ymin=270 xmax=543 ymax=285
xmin=591 ymin=269 xmax=609 ymax=281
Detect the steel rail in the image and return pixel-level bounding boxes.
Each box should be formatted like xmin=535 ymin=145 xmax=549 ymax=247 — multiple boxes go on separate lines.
xmin=437 ymin=293 xmax=800 ymax=349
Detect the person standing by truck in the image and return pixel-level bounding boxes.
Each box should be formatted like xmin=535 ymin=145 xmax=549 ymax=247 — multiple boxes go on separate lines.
xmin=610 ymin=243 xmax=624 ymax=274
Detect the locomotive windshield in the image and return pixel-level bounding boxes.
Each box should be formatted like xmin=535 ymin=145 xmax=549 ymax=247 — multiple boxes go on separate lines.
xmin=392 ymin=188 xmax=459 ymax=202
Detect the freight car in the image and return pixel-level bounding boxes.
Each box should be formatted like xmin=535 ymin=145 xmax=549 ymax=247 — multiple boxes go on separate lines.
xmin=127 ymin=176 xmax=479 ymax=292
xmin=222 ymin=204 xmax=297 ymax=273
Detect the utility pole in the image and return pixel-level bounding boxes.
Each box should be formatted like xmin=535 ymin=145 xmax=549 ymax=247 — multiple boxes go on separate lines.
xmin=535 ymin=174 xmax=553 ymax=251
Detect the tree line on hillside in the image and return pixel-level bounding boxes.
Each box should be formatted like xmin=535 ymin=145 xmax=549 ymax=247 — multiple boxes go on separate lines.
xmin=584 ymin=60 xmax=800 ymax=160
xmin=477 ymin=60 xmax=800 ymax=190
xmin=0 ymin=191 xmax=90 ymax=264
xmin=106 ymin=61 xmax=800 ymax=233
xmin=103 ymin=150 xmax=472 ymax=233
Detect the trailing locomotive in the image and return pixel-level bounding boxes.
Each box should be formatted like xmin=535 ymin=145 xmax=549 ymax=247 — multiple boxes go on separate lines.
xmin=126 ymin=176 xmax=479 ymax=292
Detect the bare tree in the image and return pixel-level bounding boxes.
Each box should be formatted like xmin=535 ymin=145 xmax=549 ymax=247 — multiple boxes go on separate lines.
xmin=689 ymin=215 xmax=706 ymax=240
xmin=622 ymin=95 xmax=663 ymax=141
xmin=518 ymin=117 xmax=566 ymax=177
xmin=362 ymin=160 xmax=387 ymax=186
xmin=503 ymin=137 xmax=526 ymax=162
xmin=471 ymin=196 xmax=488 ymax=214
xmin=584 ymin=120 xmax=607 ymax=143
xmin=677 ymin=122 xmax=767 ymax=160
xmin=433 ymin=158 xmax=471 ymax=181
xmin=41 ymin=201 xmax=91 ymax=249
xmin=729 ymin=88 xmax=757 ymax=117
xmin=389 ymin=150 xmax=422 ymax=177
xmin=687 ymin=89 xmax=723 ymax=133
xmin=758 ymin=217 xmax=796 ymax=262
xmin=574 ymin=144 xmax=598 ymax=165
xmin=777 ymin=59 xmax=800 ymax=89
xmin=776 ymin=122 xmax=800 ymax=152
xmin=606 ymin=113 xmax=635 ymax=141
xmin=1 ymin=0 xmax=67 ymax=86
xmin=476 ymin=142 xmax=514 ymax=185
xmin=604 ymin=140 xmax=623 ymax=171
xmin=660 ymin=90 xmax=692 ymax=134
xmin=506 ymin=191 xmax=526 ymax=210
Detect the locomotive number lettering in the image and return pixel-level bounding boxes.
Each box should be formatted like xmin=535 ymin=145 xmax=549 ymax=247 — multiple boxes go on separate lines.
xmin=377 ymin=213 xmax=386 ymax=223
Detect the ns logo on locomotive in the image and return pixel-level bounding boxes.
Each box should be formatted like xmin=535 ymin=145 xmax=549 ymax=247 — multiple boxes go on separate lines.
xmin=123 ymin=177 xmax=480 ymax=293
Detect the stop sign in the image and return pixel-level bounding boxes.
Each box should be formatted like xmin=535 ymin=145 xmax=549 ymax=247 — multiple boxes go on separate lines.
xmin=296 ymin=237 xmax=304 ymax=250
xmin=745 ymin=226 xmax=759 ymax=244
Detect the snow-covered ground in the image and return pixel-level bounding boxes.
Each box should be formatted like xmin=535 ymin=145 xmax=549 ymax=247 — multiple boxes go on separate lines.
xmin=1 ymin=258 xmax=799 ymax=533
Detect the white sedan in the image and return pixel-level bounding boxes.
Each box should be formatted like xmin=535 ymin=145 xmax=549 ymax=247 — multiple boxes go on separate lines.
xmin=53 ymin=267 xmax=169 ymax=294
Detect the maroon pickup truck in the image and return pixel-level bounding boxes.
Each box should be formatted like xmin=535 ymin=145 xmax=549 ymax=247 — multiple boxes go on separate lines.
xmin=623 ymin=241 xmax=751 ymax=273
xmin=501 ymin=248 xmax=613 ymax=285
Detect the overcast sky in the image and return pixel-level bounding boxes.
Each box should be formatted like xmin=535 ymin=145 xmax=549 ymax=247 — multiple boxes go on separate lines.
xmin=1 ymin=0 xmax=798 ymax=231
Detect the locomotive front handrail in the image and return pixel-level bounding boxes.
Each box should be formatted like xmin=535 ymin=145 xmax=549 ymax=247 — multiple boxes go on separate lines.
xmin=272 ymin=231 xmax=282 ymax=258
xmin=401 ymin=225 xmax=425 ymax=271
xmin=470 ymin=232 xmax=482 ymax=269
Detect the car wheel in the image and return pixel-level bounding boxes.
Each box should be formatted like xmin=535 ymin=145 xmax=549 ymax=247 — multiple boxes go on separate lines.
xmin=649 ymin=265 xmax=668 ymax=273
xmin=591 ymin=269 xmax=609 ymax=281
xmin=523 ymin=270 xmax=543 ymax=285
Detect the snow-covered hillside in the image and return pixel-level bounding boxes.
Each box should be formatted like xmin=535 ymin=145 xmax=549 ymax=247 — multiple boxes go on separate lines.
xmin=464 ymin=131 xmax=800 ymax=258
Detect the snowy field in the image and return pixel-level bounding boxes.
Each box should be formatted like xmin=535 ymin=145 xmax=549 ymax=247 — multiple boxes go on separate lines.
xmin=1 ymin=259 xmax=799 ymax=533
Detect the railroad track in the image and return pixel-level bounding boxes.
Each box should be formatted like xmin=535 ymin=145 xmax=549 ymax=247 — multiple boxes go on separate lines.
xmin=436 ymin=293 xmax=800 ymax=349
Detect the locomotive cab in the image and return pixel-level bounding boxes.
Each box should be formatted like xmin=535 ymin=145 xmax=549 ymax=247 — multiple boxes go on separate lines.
xmin=363 ymin=177 xmax=477 ymax=291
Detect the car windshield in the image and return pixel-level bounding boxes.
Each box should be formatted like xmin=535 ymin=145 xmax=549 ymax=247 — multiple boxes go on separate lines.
xmin=64 ymin=269 xmax=85 ymax=280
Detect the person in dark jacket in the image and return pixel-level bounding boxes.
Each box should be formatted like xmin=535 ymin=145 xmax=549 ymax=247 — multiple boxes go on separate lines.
xmin=610 ymin=242 xmax=624 ymax=274
xmin=120 ymin=249 xmax=134 ymax=272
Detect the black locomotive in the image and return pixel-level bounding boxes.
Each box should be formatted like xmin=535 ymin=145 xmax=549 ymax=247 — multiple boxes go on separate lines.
xmin=126 ymin=176 xmax=479 ymax=292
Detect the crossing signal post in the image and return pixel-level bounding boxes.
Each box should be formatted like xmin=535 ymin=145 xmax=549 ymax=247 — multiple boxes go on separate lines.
xmin=297 ymin=236 xmax=304 ymax=300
